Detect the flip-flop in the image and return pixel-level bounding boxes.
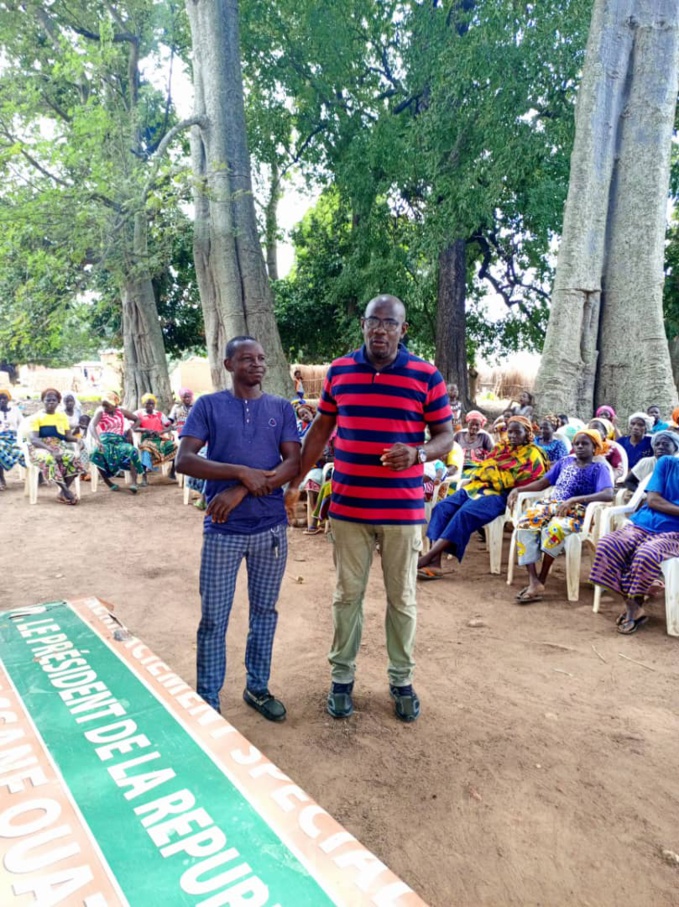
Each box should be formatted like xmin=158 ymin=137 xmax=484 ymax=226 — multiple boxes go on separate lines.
xmin=109 ymin=483 xmax=120 ymax=492
xmin=417 ymin=568 xmax=443 ymax=581
xmin=617 ymin=614 xmax=648 ymax=635
xmin=516 ymin=589 xmax=543 ymax=604
xmin=615 ymin=612 xmax=627 ymax=626
xmin=129 ymin=484 xmax=138 ymax=495
xmin=303 ymin=526 xmax=322 ymax=535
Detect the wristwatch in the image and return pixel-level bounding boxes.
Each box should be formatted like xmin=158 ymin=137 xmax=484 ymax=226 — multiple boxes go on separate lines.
xmin=416 ymin=446 xmax=427 ymax=464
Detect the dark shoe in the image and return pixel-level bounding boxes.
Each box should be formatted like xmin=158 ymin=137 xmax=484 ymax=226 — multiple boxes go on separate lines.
xmin=327 ymin=681 xmax=354 ymax=718
xmin=243 ymin=688 xmax=286 ymax=722
xmin=389 ymin=684 xmax=420 ymax=722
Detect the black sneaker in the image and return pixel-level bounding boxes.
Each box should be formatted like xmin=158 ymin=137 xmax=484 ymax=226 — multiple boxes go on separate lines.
xmin=389 ymin=684 xmax=420 ymax=722
xmin=327 ymin=681 xmax=354 ymax=719
xmin=243 ymin=688 xmax=286 ymax=722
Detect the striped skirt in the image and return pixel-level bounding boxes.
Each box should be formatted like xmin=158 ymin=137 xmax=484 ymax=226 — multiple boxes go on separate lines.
xmin=589 ymin=523 xmax=679 ymax=599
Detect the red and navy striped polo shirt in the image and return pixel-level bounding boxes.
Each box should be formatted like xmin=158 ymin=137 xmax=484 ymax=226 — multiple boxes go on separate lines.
xmin=318 ymin=345 xmax=452 ymax=524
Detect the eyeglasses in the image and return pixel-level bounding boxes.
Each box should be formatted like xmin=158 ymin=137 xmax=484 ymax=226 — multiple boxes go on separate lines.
xmin=362 ymin=316 xmax=402 ymax=333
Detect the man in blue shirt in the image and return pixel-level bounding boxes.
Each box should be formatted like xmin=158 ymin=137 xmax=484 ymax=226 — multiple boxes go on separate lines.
xmin=176 ymin=337 xmax=300 ymax=719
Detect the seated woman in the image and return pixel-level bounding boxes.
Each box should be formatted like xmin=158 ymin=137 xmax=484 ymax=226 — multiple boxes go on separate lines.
xmin=60 ymin=393 xmax=82 ymax=431
xmin=536 ymin=415 xmax=569 ymax=464
xmin=29 ymin=388 xmax=87 ymax=504
xmin=296 ymin=403 xmax=315 ymax=441
xmin=618 ymin=411 xmax=654 ymax=470
xmin=417 ymin=417 xmax=546 ymax=579
xmin=0 ymin=387 xmax=25 ymax=490
xmin=587 ymin=418 xmax=624 ymax=481
xmin=623 ymin=430 xmax=679 ymax=493
xmin=509 ymin=429 xmax=614 ymax=603
xmin=134 ymin=393 xmax=178 ymax=478
xmin=169 ymin=388 xmax=194 ymax=434
xmin=90 ymin=392 xmax=143 ymax=493
xmin=453 ymin=410 xmax=494 ymax=477
xmin=589 ymin=454 xmax=679 ymax=634
xmin=594 ymin=405 xmax=621 ymax=439
xmin=512 ymin=391 xmax=534 ymax=418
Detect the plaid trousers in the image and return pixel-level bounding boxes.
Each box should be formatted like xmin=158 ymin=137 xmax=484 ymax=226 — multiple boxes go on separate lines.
xmin=197 ymin=524 xmax=288 ymax=710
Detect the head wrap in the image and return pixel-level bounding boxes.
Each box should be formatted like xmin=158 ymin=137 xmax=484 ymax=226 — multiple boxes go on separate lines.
xmin=573 ymin=429 xmax=607 ymax=457
xmin=101 ymin=390 xmax=120 ymax=407
xmin=141 ymin=393 xmax=157 ymax=406
xmin=541 ymin=413 xmax=560 ymax=430
xmin=651 ymin=430 xmax=679 ymax=454
xmin=506 ymin=415 xmax=534 ymax=444
xmin=465 ymin=410 xmax=487 ymax=427
xmin=595 ymin=405 xmax=617 ymax=421
xmin=628 ymin=411 xmax=653 ymax=432
xmin=41 ymin=387 xmax=61 ymax=403
xmin=589 ymin=418 xmax=615 ymax=441
xmin=672 ymin=407 xmax=679 ymax=425
xmin=179 ymin=387 xmax=193 ymax=399
xmin=0 ymin=387 xmax=12 ymax=401
xmin=61 ymin=391 xmax=81 ymax=415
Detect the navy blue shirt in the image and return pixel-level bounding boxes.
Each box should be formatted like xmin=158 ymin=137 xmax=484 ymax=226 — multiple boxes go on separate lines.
xmin=181 ymin=391 xmax=300 ymax=535
xmin=618 ymin=434 xmax=653 ymax=470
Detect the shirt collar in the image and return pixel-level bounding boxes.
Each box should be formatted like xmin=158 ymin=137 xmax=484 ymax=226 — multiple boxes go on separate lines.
xmin=357 ymin=343 xmax=409 ymax=371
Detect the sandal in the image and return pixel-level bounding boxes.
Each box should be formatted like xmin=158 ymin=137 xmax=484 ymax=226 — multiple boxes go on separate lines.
xmin=617 ymin=614 xmax=648 ymax=635
xmin=303 ymin=526 xmax=321 ymax=535
xmin=109 ymin=483 xmax=120 ymax=492
xmin=516 ymin=587 xmax=543 ymax=604
xmin=417 ymin=568 xmax=443 ymax=581
xmin=129 ymin=484 xmax=138 ymax=495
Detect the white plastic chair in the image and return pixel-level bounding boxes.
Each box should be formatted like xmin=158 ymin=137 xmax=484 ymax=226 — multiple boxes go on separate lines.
xmin=506 ymin=486 xmax=611 ymax=601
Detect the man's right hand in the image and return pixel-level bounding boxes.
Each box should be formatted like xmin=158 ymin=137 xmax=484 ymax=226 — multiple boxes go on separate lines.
xmin=284 ymin=486 xmax=300 ymax=523
xmin=238 ymin=467 xmax=277 ymax=496
xmin=207 ymin=486 xmax=248 ymax=523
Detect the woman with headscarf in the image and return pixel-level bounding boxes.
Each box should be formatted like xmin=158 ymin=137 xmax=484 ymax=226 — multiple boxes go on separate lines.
xmin=28 ymin=388 xmax=87 ymax=504
xmin=590 ymin=453 xmax=679 ymax=634
xmin=0 ymin=387 xmax=25 ymax=490
xmin=623 ymin=430 xmax=679 ymax=493
xmin=509 ymin=429 xmax=615 ymax=602
xmin=169 ymin=388 xmax=194 ymax=434
xmin=134 ymin=393 xmax=178 ymax=477
xmin=595 ymin=405 xmax=621 ymax=439
xmin=618 ymin=412 xmax=654 ymax=470
xmin=535 ymin=414 xmax=569 ymax=463
xmin=417 ymin=416 xmax=546 ymax=579
xmin=453 ymin=410 xmax=494 ymax=477
xmin=60 ymin=393 xmax=82 ymax=430
xmin=90 ymin=392 xmax=143 ymax=493
xmin=587 ymin=418 xmax=624 ymax=481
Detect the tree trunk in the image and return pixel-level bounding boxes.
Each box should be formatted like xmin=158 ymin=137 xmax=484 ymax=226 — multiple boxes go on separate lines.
xmin=535 ymin=0 xmax=679 ymax=421
xmin=121 ymin=214 xmax=173 ymax=412
xmin=265 ymin=159 xmax=280 ymax=281
xmin=186 ymin=0 xmax=292 ymax=396
xmin=436 ymin=240 xmax=473 ymax=409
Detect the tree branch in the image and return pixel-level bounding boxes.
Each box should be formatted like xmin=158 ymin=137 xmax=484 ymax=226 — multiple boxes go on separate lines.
xmin=141 ymin=115 xmax=207 ymax=201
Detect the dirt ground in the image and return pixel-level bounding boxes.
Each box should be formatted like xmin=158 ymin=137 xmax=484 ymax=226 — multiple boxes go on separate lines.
xmin=3 ymin=470 xmax=679 ymax=907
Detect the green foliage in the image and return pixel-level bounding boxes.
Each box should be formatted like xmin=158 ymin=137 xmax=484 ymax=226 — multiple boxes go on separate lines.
xmin=0 ymin=0 xmax=196 ymax=369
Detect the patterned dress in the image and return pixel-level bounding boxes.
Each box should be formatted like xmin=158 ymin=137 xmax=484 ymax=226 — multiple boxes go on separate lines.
xmin=0 ymin=406 xmax=25 ymax=471
xmin=90 ymin=408 xmax=143 ymax=477
xmin=516 ymin=458 xmax=612 ymax=565
xmin=28 ymin=411 xmax=87 ymax=484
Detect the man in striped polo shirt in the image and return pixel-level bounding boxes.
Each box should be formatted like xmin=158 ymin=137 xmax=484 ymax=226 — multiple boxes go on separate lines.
xmin=286 ymin=295 xmax=453 ymax=721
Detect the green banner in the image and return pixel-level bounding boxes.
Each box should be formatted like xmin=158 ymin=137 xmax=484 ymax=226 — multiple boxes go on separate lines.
xmin=0 ymin=603 xmax=334 ymax=907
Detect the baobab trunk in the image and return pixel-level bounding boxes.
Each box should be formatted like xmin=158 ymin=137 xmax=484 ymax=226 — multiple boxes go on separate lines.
xmin=535 ymin=0 xmax=679 ymax=421
xmin=120 ymin=214 xmax=173 ymax=412
xmin=186 ymin=0 xmax=292 ymax=396
xmin=436 ymin=240 xmax=473 ymax=409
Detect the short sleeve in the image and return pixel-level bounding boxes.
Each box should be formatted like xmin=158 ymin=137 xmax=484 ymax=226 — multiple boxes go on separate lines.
xmin=424 ymin=369 xmax=453 ymax=426
xmin=318 ymin=367 xmax=337 ymax=417
xmin=545 ymin=458 xmax=565 ymax=485
xmin=180 ymin=397 xmax=210 ymax=443
xmin=593 ymin=462 xmax=614 ymax=492
xmin=647 ymin=456 xmax=670 ymax=495
xmin=280 ymin=400 xmax=302 ymax=445
xmin=29 ymin=412 xmax=42 ymax=432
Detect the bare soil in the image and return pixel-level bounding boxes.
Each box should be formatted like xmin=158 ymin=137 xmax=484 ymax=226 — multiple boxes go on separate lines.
xmin=3 ymin=470 xmax=679 ymax=906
